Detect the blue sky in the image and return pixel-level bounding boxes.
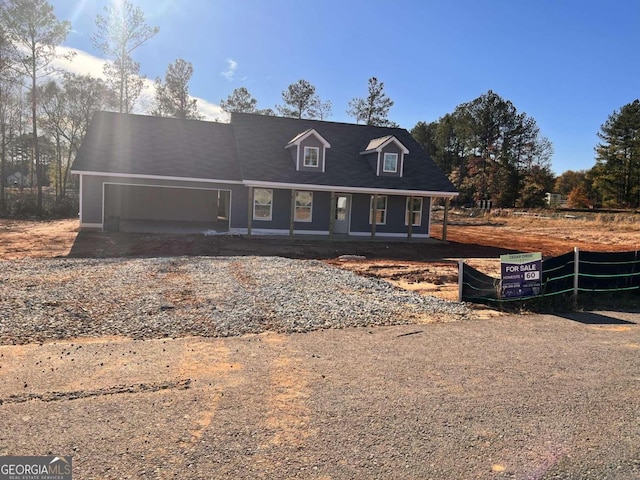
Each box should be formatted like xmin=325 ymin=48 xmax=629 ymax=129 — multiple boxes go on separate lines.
xmin=49 ymin=0 xmax=640 ymax=175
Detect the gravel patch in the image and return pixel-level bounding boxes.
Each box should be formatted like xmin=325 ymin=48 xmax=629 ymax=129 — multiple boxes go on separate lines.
xmin=0 ymin=256 xmax=469 ymax=344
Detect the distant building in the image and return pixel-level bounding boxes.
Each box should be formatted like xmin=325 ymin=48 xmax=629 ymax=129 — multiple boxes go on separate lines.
xmin=3 ymin=171 xmax=28 ymax=187
xmin=545 ymin=192 xmax=568 ymax=207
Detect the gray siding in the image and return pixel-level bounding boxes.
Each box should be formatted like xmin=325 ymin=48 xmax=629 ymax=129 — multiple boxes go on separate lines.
xmin=80 ymin=174 xmax=245 ymax=228
xmin=294 ymin=190 xmax=330 ymax=231
xmin=296 ymin=136 xmax=326 ymax=172
xmin=350 ymin=193 xmax=430 ymax=236
xmin=81 ymin=175 xmax=107 ymax=225
xmin=250 ymin=188 xmax=331 ymax=231
xmin=251 ymin=188 xmax=290 ymax=229
xmin=378 ymin=143 xmax=404 ymax=177
xmin=229 ymin=187 xmax=249 ymax=229
xmin=105 ymin=184 xmax=218 ymax=222
xmin=80 ymin=174 xmax=433 ymax=237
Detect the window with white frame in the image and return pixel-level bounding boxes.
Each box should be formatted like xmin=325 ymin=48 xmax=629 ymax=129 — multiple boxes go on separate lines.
xmin=253 ymin=188 xmax=273 ymax=220
xmin=303 ymin=146 xmax=319 ymax=167
xmin=383 ymin=152 xmax=398 ymax=173
xmin=369 ymin=195 xmax=387 ymax=225
xmin=405 ymin=197 xmax=423 ymax=226
xmin=294 ymin=191 xmax=313 ymax=222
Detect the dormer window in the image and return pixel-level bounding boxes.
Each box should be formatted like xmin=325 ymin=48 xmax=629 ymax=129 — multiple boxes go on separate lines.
xmin=304 ymin=147 xmax=319 ymax=167
xmin=285 ymin=128 xmax=331 ymax=172
xmin=383 ymin=153 xmax=398 ymax=173
xmin=360 ymin=135 xmax=409 ymax=177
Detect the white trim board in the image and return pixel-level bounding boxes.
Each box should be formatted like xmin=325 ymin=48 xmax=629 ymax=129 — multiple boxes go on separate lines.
xmin=243 ymin=180 xmax=458 ymax=198
xmin=231 ymin=228 xmax=330 ymax=236
xmin=71 ymin=170 xmax=243 ymax=185
xmin=285 ymin=128 xmax=331 ymax=148
xmin=72 ymin=170 xmax=458 ymax=197
xmin=349 ymin=232 xmax=430 ymax=239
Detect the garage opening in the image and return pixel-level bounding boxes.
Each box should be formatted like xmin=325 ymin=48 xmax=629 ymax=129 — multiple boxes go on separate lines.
xmin=104 ymin=184 xmax=230 ymax=233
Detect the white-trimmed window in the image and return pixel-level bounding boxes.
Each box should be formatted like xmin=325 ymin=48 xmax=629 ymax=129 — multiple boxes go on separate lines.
xmin=405 ymin=197 xmax=423 ymax=226
xmin=303 ymin=146 xmax=319 ymax=167
xmin=294 ymin=191 xmax=313 ymax=222
xmin=253 ymin=188 xmax=273 ymax=221
xmin=369 ymin=195 xmax=387 ymax=225
xmin=383 ymin=152 xmax=398 ymax=173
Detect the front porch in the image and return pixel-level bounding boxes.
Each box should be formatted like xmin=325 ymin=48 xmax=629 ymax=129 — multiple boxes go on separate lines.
xmin=244 ymin=186 xmax=453 ymax=241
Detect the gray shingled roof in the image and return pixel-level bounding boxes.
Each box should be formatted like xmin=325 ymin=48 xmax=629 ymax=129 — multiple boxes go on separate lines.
xmin=71 ymin=111 xmax=242 ymax=181
xmin=72 ymin=111 xmax=456 ymax=195
xmin=231 ymin=113 xmax=457 ymax=193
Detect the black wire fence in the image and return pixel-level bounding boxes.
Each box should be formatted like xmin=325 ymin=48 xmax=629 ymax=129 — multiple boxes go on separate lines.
xmin=460 ymin=249 xmax=640 ymax=306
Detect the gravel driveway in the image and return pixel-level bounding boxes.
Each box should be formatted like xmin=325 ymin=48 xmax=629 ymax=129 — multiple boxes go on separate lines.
xmin=0 ymin=256 xmax=468 ymax=345
xmin=1 ymin=257 xmax=639 ymax=479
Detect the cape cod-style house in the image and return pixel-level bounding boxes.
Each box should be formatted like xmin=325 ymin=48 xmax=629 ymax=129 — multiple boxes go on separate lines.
xmin=71 ymin=111 xmax=457 ymax=239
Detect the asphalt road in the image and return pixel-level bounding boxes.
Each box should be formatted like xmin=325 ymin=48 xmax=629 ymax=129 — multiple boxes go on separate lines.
xmin=1 ymin=311 xmax=639 ymax=479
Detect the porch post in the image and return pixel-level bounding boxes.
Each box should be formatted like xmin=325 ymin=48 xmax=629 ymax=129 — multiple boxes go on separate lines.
xmin=289 ymin=189 xmax=295 ymax=237
xmin=407 ymin=196 xmax=414 ymax=240
xmin=442 ymin=197 xmax=450 ymax=241
xmin=329 ymin=192 xmax=336 ymax=239
xmin=371 ymin=194 xmax=377 ymax=238
xmin=247 ymin=186 xmax=253 ymax=236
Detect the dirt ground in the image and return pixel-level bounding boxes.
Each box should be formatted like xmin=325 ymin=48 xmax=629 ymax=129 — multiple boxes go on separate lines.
xmin=1 ymin=215 xmax=637 ymax=302
xmin=1 ymin=217 xmax=639 ymax=479
xmin=2 ymin=315 xmax=639 ymax=479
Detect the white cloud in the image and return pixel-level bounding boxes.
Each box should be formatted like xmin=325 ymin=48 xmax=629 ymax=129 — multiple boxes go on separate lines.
xmin=52 ymin=46 xmax=108 ymax=80
xmin=196 ymin=96 xmax=229 ymax=122
xmin=220 ymin=58 xmax=238 ymax=81
xmin=50 ymin=46 xmax=226 ymax=121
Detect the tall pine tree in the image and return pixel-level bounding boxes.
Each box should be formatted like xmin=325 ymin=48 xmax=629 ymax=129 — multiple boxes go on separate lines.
xmin=595 ymin=99 xmax=640 ymax=207
xmin=412 ymin=90 xmax=553 ymax=207
xmin=1 ymin=0 xmax=70 ymax=214
xmin=276 ymin=79 xmax=328 ymax=119
xmin=92 ymin=0 xmax=158 ymax=113
xmin=153 ymin=58 xmax=201 ymax=120
xmin=347 ymin=77 xmax=395 ymax=126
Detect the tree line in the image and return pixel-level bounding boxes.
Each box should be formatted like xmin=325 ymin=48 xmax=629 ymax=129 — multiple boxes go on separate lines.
xmin=0 ymin=0 xmax=195 ymax=216
xmin=411 ymin=93 xmax=640 ymax=210
xmin=219 ymin=76 xmax=396 ymax=127
xmin=1 ymin=0 xmax=636 ymax=217
xmin=0 ymin=0 xmax=397 ymax=216
xmin=565 ymin=100 xmax=640 ymax=209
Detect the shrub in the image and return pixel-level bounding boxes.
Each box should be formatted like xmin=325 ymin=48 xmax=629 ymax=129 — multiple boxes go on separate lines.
xmin=0 ymin=189 xmax=79 ymax=219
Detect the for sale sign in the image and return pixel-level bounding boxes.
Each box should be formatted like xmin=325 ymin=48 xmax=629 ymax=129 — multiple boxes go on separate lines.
xmin=500 ymin=252 xmax=542 ymax=298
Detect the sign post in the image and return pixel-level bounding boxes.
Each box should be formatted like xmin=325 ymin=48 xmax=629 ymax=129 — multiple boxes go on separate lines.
xmin=500 ymin=252 xmax=542 ymax=298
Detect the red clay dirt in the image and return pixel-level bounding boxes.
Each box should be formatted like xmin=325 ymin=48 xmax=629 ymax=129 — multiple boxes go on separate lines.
xmin=1 ymin=216 xmax=638 ymax=302
xmin=2 ymin=217 xmax=636 ymax=261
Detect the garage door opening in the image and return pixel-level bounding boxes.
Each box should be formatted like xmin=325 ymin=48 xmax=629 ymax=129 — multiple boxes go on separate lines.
xmin=104 ymin=184 xmax=230 ymax=233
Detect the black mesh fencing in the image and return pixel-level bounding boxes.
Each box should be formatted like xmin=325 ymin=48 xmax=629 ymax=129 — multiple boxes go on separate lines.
xmin=541 ymin=251 xmax=574 ymax=297
xmin=460 ymin=249 xmax=640 ymax=306
xmin=579 ymin=251 xmax=640 ymax=292
xmin=460 ymin=263 xmax=500 ymax=303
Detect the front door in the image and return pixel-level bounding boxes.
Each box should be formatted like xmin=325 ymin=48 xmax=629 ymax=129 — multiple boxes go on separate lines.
xmin=334 ymin=194 xmax=351 ymax=234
